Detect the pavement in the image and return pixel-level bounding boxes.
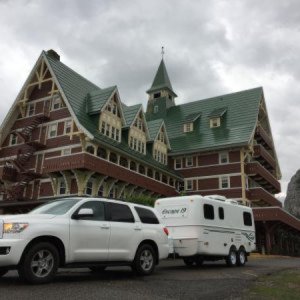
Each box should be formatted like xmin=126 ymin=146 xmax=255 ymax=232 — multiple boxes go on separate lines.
xmin=0 ymin=255 xmax=300 ymax=300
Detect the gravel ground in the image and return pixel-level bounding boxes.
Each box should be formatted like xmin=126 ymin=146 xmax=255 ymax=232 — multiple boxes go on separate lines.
xmin=1 ymin=255 xmax=300 ymax=300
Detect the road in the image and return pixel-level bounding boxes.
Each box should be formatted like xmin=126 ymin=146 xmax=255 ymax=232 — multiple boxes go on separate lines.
xmin=0 ymin=256 xmax=300 ymax=300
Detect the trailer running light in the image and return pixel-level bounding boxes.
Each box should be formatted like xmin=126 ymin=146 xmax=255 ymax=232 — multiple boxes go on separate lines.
xmin=163 ymin=227 xmax=169 ymax=236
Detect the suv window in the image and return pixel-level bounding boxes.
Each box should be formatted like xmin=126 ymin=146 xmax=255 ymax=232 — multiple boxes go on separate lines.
xmin=75 ymin=201 xmax=105 ymax=221
xmin=135 ymin=207 xmax=160 ymax=224
xmin=204 ymin=204 xmax=214 ymax=220
xmin=107 ymin=202 xmax=135 ymax=223
xmin=243 ymin=212 xmax=252 ymax=226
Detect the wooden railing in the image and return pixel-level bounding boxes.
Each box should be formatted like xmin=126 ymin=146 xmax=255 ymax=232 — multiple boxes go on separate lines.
xmin=253 ymin=144 xmax=277 ymax=170
xmin=43 ymin=153 xmax=179 ymax=197
xmin=247 ymin=187 xmax=282 ymax=208
xmin=246 ymin=162 xmax=281 ymax=193
xmin=255 ymin=126 xmax=273 ymax=150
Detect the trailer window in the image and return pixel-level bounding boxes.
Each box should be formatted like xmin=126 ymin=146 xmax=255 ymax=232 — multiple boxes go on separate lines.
xmin=204 ymin=204 xmax=214 ymax=220
xmin=218 ymin=207 xmax=224 ymax=220
xmin=243 ymin=212 xmax=252 ymax=226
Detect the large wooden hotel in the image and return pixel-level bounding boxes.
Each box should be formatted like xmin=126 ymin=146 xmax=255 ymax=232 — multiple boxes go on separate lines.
xmin=0 ymin=50 xmax=299 ymax=254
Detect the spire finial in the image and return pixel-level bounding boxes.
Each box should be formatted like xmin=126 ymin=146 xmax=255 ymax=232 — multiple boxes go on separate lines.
xmin=161 ymin=46 xmax=165 ymax=59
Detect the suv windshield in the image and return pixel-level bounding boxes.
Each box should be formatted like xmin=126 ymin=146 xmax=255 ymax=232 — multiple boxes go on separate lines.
xmin=29 ymin=199 xmax=81 ymax=215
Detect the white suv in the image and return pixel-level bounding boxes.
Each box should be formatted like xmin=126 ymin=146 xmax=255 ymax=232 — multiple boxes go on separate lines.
xmin=0 ymin=197 xmax=169 ymax=283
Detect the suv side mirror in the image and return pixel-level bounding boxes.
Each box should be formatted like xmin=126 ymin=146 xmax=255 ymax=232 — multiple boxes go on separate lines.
xmin=73 ymin=208 xmax=94 ymax=219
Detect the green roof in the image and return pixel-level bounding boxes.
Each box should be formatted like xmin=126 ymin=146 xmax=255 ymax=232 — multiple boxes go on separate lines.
xmin=147 ymin=119 xmax=164 ymax=140
xmin=164 ymin=87 xmax=263 ymax=154
xmin=44 ymin=52 xmax=180 ymax=178
xmin=184 ymin=112 xmax=201 ymax=123
xmin=87 ymin=86 xmax=116 ymax=115
xmin=122 ymin=103 xmax=142 ymax=126
xmin=146 ymin=59 xmax=177 ymax=96
xmin=208 ymin=107 xmax=227 ymax=118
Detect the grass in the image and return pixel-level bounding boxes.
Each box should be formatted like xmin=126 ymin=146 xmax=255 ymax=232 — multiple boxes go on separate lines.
xmin=244 ymin=269 xmax=300 ymax=299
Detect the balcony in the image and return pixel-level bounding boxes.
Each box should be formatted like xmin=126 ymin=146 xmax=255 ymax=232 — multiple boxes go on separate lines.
xmin=255 ymin=126 xmax=273 ymax=150
xmin=253 ymin=207 xmax=300 ymax=231
xmin=247 ymin=188 xmax=282 ymax=208
xmin=245 ymin=162 xmax=281 ymax=194
xmin=0 ymin=166 xmax=18 ymax=182
xmin=43 ymin=153 xmax=179 ymax=197
xmin=253 ymin=144 xmax=276 ymax=171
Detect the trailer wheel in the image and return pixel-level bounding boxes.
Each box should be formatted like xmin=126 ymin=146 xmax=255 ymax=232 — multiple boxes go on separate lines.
xmin=183 ymin=257 xmax=194 ymax=266
xmin=195 ymin=256 xmax=204 ymax=266
xmin=237 ymin=248 xmax=246 ymax=266
xmin=226 ymin=248 xmax=237 ymax=267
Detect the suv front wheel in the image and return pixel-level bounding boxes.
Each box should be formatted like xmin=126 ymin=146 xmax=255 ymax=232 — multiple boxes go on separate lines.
xmin=132 ymin=244 xmax=156 ymax=276
xmin=18 ymin=242 xmax=59 ymax=284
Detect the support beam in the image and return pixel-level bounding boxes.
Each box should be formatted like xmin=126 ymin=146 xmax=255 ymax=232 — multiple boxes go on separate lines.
xmin=48 ymin=174 xmax=61 ymax=196
xmin=92 ymin=175 xmax=106 ymax=197
xmin=116 ymin=182 xmax=128 ymax=199
xmin=60 ymin=171 xmax=73 ymax=194
xmin=104 ymin=179 xmax=117 ymax=197
xmin=72 ymin=170 xmax=94 ymax=196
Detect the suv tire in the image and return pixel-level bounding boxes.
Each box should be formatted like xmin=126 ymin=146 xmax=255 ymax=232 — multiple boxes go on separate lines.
xmin=18 ymin=242 xmax=59 ymax=284
xmin=132 ymin=244 xmax=156 ymax=276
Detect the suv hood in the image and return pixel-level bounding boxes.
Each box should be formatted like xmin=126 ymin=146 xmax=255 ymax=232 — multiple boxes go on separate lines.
xmin=0 ymin=214 xmax=57 ymax=222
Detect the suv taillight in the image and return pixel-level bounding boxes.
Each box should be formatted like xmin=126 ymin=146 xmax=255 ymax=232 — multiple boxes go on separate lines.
xmin=163 ymin=227 xmax=169 ymax=236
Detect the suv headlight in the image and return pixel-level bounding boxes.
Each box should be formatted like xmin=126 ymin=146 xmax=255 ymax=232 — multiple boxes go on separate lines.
xmin=3 ymin=223 xmax=29 ymax=234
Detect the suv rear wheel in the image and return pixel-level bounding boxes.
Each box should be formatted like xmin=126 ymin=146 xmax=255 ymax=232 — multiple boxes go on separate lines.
xmin=0 ymin=268 xmax=8 ymax=278
xmin=132 ymin=244 xmax=156 ymax=275
xmin=18 ymin=242 xmax=59 ymax=284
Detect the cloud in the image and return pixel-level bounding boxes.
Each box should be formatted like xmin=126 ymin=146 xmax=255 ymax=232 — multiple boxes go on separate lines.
xmin=0 ymin=0 xmax=300 ymax=198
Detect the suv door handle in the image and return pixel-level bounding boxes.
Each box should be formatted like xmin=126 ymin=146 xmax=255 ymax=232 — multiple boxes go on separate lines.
xmin=134 ymin=225 xmax=142 ymax=231
xmin=101 ymin=224 xmax=110 ymax=229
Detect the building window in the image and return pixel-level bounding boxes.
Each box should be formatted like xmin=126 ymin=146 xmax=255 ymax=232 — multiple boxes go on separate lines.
xmin=106 ymin=124 xmax=110 ymax=137
xmin=243 ymin=212 xmax=253 ymax=226
xmin=220 ymin=176 xmax=230 ymax=189
xmin=101 ymin=121 xmax=106 ymax=134
xmin=175 ymin=158 xmax=182 ymax=169
xmin=86 ymin=145 xmax=95 ymax=155
xmin=186 ymin=180 xmax=193 ymax=191
xmin=98 ymin=185 xmax=104 ymax=197
xmin=219 ymin=152 xmax=229 ymax=164
xmin=86 ymin=180 xmax=93 ymax=196
xmin=9 ymin=134 xmax=17 ymax=146
xmin=210 ymin=117 xmax=220 ymax=128
xmin=52 ymin=95 xmax=63 ymax=110
xmin=154 ymin=105 xmax=159 ymax=113
xmin=183 ymin=123 xmax=193 ymax=132
xmin=186 ymin=156 xmax=193 ymax=167
xmin=65 ymin=120 xmax=72 ymax=134
xmin=116 ymin=129 xmax=120 ymax=141
xmin=111 ymin=127 xmax=116 ymax=139
xmin=62 ymin=148 xmax=71 ymax=156
xmin=58 ymin=180 xmax=66 ymax=195
xmin=27 ymin=103 xmax=35 ymax=116
xmin=48 ymin=124 xmax=57 ymax=138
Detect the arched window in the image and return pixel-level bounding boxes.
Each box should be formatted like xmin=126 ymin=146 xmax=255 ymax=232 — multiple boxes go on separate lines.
xmin=162 ymin=175 xmax=168 ymax=184
xmin=130 ymin=161 xmax=137 ymax=171
xmin=147 ymin=168 xmax=153 ymax=178
xmin=155 ymin=172 xmax=160 ymax=181
xmin=109 ymin=152 xmax=118 ymax=163
xmin=139 ymin=165 xmax=145 ymax=175
xmin=97 ymin=147 xmax=107 ymax=159
xmin=120 ymin=157 xmax=128 ymax=168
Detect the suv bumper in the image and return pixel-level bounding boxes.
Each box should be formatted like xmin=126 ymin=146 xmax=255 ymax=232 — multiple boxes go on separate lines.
xmin=0 ymin=239 xmax=26 ymax=267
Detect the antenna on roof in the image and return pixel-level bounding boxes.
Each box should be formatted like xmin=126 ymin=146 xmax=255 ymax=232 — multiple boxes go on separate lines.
xmin=161 ymin=46 xmax=165 ymax=59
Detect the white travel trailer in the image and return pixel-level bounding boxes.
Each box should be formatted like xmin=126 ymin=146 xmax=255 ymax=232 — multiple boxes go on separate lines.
xmin=155 ymin=195 xmax=256 ymax=267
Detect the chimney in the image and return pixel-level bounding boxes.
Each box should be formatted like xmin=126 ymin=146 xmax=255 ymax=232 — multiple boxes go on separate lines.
xmin=46 ymin=49 xmax=60 ymax=61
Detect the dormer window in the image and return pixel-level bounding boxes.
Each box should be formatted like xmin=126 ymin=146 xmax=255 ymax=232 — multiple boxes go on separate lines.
xmin=183 ymin=122 xmax=193 ymax=132
xmin=208 ymin=107 xmax=227 ymax=128
xmin=210 ymin=117 xmax=220 ymax=128
xmin=27 ymin=103 xmax=35 ymax=117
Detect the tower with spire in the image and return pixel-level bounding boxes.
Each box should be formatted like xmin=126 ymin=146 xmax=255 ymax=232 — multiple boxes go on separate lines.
xmin=146 ymin=57 xmax=177 ymax=120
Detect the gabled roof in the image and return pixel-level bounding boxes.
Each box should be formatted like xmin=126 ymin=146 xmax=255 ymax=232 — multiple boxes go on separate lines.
xmin=164 ymin=87 xmax=263 ymax=154
xmin=184 ymin=112 xmax=201 ymax=123
xmin=208 ymin=107 xmax=227 ymax=118
xmin=87 ymin=86 xmax=116 ymax=115
xmin=147 ymin=119 xmax=164 ymax=141
xmin=44 ymin=51 xmax=179 ymax=178
xmin=122 ymin=103 xmax=142 ymax=126
xmin=146 ymin=59 xmax=177 ymax=97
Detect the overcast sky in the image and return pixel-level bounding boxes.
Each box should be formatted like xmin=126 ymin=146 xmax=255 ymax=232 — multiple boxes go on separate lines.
xmin=0 ymin=0 xmax=299 ymax=200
